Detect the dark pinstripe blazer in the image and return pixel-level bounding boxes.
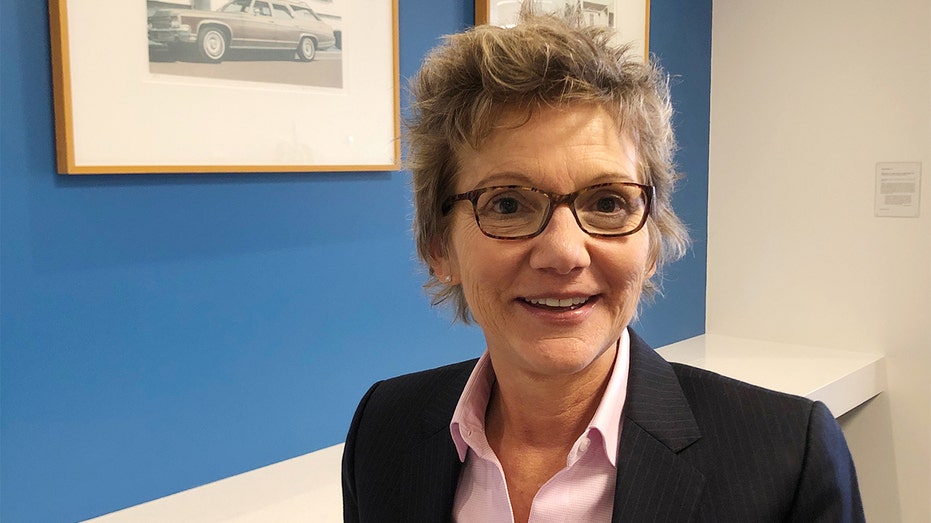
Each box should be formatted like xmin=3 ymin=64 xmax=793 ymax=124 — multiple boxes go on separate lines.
xmin=342 ymin=330 xmax=864 ymax=522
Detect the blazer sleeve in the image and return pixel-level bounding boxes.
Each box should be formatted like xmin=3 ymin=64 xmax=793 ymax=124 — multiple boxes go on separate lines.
xmin=342 ymin=381 xmax=381 ymax=523
xmin=788 ymin=401 xmax=865 ymax=522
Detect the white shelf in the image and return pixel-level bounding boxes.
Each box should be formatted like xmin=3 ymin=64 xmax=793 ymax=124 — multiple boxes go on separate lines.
xmin=656 ymin=334 xmax=886 ymax=417
xmin=86 ymin=335 xmax=885 ymax=522
xmin=84 ymin=444 xmax=345 ymax=523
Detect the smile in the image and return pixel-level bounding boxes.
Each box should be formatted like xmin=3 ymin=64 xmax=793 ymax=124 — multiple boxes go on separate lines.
xmin=522 ymin=296 xmax=591 ymax=310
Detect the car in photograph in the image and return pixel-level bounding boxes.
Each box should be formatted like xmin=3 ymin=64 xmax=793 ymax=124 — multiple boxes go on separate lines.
xmin=301 ymin=0 xmax=343 ymax=49
xmin=148 ymin=0 xmax=336 ymax=63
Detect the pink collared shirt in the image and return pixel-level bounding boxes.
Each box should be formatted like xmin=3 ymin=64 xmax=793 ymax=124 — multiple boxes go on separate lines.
xmin=449 ymin=329 xmax=631 ymax=523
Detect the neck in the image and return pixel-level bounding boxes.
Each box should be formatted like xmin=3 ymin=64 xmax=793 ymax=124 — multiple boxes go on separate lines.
xmin=485 ymin=342 xmax=617 ymax=450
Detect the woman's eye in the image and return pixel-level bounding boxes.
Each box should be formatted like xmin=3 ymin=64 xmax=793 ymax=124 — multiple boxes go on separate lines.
xmin=477 ymin=188 xmax=542 ymax=218
xmin=490 ymin=197 xmax=521 ymax=214
xmin=593 ymin=195 xmax=626 ymax=213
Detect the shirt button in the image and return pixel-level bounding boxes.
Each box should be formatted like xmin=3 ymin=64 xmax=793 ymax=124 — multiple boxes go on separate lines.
xmin=579 ymin=437 xmax=591 ymax=453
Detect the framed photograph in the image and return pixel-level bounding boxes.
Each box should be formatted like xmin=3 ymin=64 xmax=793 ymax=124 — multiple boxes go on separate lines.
xmin=48 ymin=0 xmax=400 ymax=174
xmin=475 ymin=0 xmax=649 ymax=60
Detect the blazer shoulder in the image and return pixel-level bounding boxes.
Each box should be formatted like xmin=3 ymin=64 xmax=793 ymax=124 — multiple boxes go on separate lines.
xmin=349 ymin=359 xmax=478 ymax=440
xmin=665 ymin=362 xmax=863 ymax=521
xmin=666 ymin=361 xmax=818 ymax=481
xmin=366 ymin=359 xmax=478 ymax=410
xmin=343 ymin=360 xmax=475 ymax=521
xmin=670 ymin=361 xmax=816 ymax=416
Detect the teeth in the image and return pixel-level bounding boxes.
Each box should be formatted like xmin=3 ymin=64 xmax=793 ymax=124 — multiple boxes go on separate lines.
xmin=527 ymin=297 xmax=589 ymax=307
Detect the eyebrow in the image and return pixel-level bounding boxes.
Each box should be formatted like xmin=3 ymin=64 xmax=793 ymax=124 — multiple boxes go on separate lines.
xmin=470 ymin=171 xmax=640 ymax=190
xmin=470 ymin=171 xmax=534 ymax=188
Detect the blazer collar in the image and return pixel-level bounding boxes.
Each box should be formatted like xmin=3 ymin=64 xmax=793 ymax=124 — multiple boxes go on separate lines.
xmin=411 ymin=360 xmax=475 ymax=519
xmin=612 ymin=330 xmax=705 ymax=522
xmin=410 ymin=333 xmax=708 ymax=522
xmin=419 ymin=359 xmax=476 ymax=436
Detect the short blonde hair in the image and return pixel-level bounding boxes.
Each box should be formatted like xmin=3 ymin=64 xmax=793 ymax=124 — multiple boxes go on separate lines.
xmin=407 ymin=13 xmax=690 ymax=323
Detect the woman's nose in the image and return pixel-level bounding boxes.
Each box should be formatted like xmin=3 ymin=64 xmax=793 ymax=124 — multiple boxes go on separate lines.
xmin=528 ymin=205 xmax=592 ymax=274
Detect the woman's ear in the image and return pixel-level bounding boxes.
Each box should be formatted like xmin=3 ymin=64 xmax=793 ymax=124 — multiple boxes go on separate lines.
xmin=428 ymin=239 xmax=454 ymax=284
xmin=646 ymin=259 xmax=657 ymax=278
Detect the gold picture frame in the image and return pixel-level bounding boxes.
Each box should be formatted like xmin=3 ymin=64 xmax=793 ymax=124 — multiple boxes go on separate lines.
xmin=48 ymin=0 xmax=400 ymax=174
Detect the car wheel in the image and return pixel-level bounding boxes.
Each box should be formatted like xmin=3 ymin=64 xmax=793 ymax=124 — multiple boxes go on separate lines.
xmin=297 ymin=36 xmax=316 ymax=61
xmin=197 ymin=27 xmax=227 ymax=63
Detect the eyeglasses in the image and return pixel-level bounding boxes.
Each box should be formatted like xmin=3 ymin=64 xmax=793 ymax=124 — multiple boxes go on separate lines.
xmin=441 ymin=182 xmax=654 ymax=240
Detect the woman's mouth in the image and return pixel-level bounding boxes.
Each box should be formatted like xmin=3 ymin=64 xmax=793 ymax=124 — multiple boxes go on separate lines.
xmin=522 ymin=296 xmax=591 ymax=311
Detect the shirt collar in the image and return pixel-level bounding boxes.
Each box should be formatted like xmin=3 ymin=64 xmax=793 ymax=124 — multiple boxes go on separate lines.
xmin=449 ymin=352 xmax=495 ymax=462
xmin=449 ymin=328 xmax=631 ymax=466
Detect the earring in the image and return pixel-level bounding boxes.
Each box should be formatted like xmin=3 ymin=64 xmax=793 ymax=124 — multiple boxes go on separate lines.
xmin=444 ymin=276 xmax=452 ymax=283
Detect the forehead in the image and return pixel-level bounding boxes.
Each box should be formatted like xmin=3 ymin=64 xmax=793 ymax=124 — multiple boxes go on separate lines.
xmin=454 ymin=103 xmax=640 ymax=191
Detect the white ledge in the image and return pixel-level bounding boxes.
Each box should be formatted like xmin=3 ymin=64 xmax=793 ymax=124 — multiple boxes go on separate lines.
xmin=85 ymin=444 xmax=345 ymax=523
xmin=86 ymin=334 xmax=885 ymax=522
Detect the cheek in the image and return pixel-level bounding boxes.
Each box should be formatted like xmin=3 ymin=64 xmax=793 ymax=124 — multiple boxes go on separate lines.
xmin=448 ymin=228 xmax=516 ymax=327
xmin=446 ymin=215 xmax=488 ymax=278
xmin=456 ymin=248 xmax=507 ymax=322
xmin=445 ymin=232 xmax=479 ymax=285
xmin=601 ymin=240 xmax=653 ymax=300
xmin=631 ymin=231 xmax=655 ymax=280
xmin=461 ymin=278 xmax=496 ymax=325
xmin=609 ymin=267 xmax=645 ymax=307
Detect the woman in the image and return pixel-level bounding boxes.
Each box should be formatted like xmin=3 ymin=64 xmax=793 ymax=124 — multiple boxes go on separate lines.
xmin=342 ymin=12 xmax=864 ymax=523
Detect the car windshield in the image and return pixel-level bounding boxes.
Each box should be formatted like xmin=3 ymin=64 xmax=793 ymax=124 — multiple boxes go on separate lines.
xmin=220 ymin=0 xmax=252 ymax=13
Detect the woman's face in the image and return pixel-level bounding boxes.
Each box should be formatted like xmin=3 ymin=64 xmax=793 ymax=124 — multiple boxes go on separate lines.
xmin=433 ymin=104 xmax=654 ymax=382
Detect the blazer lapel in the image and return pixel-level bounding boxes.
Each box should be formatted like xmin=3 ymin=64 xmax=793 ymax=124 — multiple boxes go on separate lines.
xmin=404 ymin=360 xmax=473 ymax=519
xmin=404 ymin=428 xmax=463 ymax=519
xmin=394 ymin=344 xmax=707 ymax=521
xmin=612 ymin=331 xmax=705 ymax=522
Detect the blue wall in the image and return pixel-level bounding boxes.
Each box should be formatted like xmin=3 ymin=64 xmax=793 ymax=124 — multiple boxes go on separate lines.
xmin=0 ymin=1 xmax=710 ymax=521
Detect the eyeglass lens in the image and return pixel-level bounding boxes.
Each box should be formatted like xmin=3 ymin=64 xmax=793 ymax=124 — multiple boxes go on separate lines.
xmin=472 ymin=183 xmax=649 ymax=239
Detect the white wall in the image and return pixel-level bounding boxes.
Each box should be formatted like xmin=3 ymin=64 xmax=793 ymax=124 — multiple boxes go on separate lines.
xmin=708 ymin=1 xmax=930 ymax=521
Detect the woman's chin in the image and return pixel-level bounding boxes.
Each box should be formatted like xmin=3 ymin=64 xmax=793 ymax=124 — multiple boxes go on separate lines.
xmin=491 ymin=337 xmax=618 ymax=381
